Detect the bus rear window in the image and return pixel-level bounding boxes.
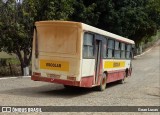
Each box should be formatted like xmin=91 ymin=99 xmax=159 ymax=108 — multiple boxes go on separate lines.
xmin=38 ymin=26 xmax=78 ymax=54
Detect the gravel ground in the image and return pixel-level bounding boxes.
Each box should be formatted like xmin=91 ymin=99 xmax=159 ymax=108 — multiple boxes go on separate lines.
xmin=0 ymin=44 xmax=159 ymax=114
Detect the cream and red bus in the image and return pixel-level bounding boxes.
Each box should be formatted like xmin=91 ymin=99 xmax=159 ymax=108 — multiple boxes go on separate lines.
xmin=31 ymin=21 xmax=135 ymax=91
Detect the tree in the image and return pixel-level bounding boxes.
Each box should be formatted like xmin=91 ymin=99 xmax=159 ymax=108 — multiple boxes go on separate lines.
xmin=91 ymin=0 xmax=160 ymax=44
xmin=0 ymin=0 xmax=37 ymax=75
xmin=0 ymin=0 xmax=75 ymax=75
xmin=146 ymin=0 xmax=160 ymax=29
xmin=34 ymin=0 xmax=74 ymax=21
xmin=70 ymin=0 xmax=100 ymax=26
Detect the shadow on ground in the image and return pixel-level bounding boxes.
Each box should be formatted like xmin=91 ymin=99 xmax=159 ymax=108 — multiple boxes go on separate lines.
xmin=0 ymin=81 xmax=121 ymax=99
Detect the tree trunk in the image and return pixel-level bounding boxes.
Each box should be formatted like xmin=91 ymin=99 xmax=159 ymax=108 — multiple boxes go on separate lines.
xmin=20 ymin=63 xmax=30 ymax=76
xmin=23 ymin=66 xmax=29 ymax=76
xmin=8 ymin=62 xmax=13 ymax=76
xmin=139 ymin=45 xmax=143 ymax=54
xmin=16 ymin=49 xmax=31 ymax=76
xmin=20 ymin=63 xmax=24 ymax=76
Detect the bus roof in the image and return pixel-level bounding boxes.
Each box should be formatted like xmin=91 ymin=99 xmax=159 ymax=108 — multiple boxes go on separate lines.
xmin=81 ymin=23 xmax=135 ymax=44
xmin=35 ymin=21 xmax=135 ymax=44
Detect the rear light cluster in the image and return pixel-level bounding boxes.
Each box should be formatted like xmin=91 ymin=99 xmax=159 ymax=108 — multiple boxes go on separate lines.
xmin=33 ymin=72 xmax=41 ymax=76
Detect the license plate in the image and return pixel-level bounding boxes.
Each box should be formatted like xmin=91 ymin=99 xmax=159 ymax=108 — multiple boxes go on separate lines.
xmin=47 ymin=74 xmax=60 ymax=79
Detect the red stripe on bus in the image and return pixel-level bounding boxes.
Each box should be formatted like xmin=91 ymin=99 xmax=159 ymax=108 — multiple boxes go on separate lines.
xmin=107 ymin=70 xmax=125 ymax=83
xmin=31 ymin=68 xmax=132 ymax=88
xmin=80 ymin=76 xmax=94 ymax=87
xmin=31 ymin=75 xmax=80 ymax=86
xmin=31 ymin=75 xmax=94 ymax=87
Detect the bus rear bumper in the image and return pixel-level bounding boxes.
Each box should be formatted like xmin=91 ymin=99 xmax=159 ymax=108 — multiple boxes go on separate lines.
xmin=31 ymin=75 xmax=81 ymax=87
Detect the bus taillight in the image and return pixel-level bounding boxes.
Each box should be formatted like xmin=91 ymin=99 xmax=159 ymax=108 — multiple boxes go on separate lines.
xmin=33 ymin=72 xmax=41 ymax=76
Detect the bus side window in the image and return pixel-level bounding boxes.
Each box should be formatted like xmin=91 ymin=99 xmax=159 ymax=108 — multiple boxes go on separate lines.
xmin=107 ymin=39 xmax=114 ymax=58
xmin=83 ymin=33 xmax=94 ymax=58
xmin=114 ymin=41 xmax=120 ymax=59
xmin=126 ymin=44 xmax=131 ymax=59
xmin=121 ymin=43 xmax=125 ymax=58
xmin=102 ymin=38 xmax=107 ymax=58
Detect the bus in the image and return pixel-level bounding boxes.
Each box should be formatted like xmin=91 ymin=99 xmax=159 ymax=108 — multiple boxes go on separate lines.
xmin=31 ymin=21 xmax=135 ymax=91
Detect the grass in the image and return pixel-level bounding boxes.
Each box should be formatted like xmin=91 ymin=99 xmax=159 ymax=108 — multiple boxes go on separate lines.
xmin=0 ymin=51 xmax=16 ymax=59
xmin=0 ymin=52 xmax=21 ymax=76
xmin=9 ymin=58 xmax=20 ymax=65
xmin=0 ymin=52 xmax=32 ymax=76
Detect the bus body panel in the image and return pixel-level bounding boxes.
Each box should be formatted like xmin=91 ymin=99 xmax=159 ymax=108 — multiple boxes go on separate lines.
xmin=103 ymin=59 xmax=131 ymax=83
xmin=32 ymin=21 xmax=83 ymax=86
xmin=80 ymin=59 xmax=132 ymax=86
xmin=103 ymin=59 xmax=131 ymax=71
xmin=81 ymin=59 xmax=95 ymax=77
xmin=31 ymin=21 xmax=135 ymax=88
xmin=33 ymin=55 xmax=81 ymax=80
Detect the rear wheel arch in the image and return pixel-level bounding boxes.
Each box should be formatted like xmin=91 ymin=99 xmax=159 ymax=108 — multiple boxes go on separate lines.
xmin=104 ymin=71 xmax=108 ymax=77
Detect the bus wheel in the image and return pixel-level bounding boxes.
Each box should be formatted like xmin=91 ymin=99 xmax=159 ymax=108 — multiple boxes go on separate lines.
xmin=97 ymin=73 xmax=107 ymax=91
xmin=119 ymin=72 xmax=126 ymax=84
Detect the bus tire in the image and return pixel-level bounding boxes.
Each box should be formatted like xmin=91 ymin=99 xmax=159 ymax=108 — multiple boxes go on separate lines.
xmin=97 ymin=73 xmax=107 ymax=91
xmin=119 ymin=72 xmax=126 ymax=84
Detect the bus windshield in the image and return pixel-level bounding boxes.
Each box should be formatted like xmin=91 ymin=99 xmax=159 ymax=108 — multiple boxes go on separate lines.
xmin=37 ymin=25 xmax=78 ymax=54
